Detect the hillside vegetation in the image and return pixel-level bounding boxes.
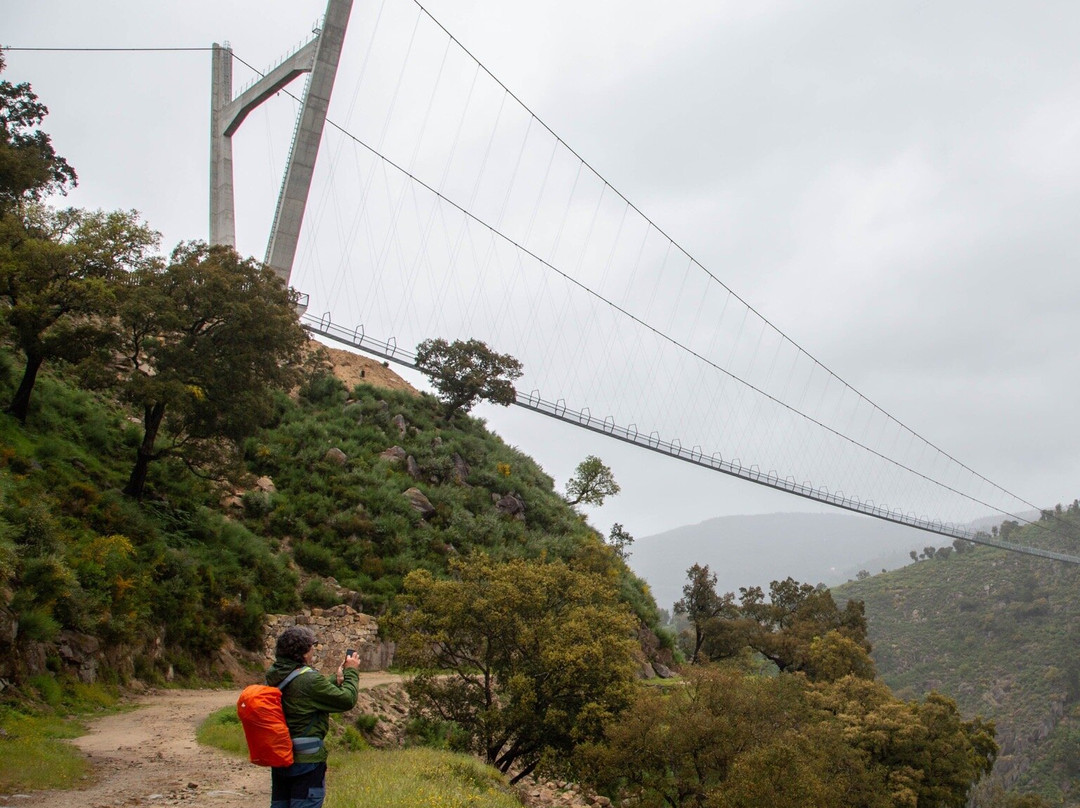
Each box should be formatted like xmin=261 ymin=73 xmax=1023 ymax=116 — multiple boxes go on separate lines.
xmin=837 ymin=510 xmax=1080 ymax=804
xmin=0 ymin=343 xmax=661 ymax=681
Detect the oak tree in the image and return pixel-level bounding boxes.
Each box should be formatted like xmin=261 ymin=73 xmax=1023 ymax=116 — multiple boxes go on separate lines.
xmin=584 ymin=665 xmax=996 ymax=808
xmin=809 ymin=676 xmax=997 ymax=808
xmin=118 ymin=242 xmax=307 ymax=498
xmin=1 ymin=206 xmax=160 ymax=422
xmin=392 ymin=554 xmax=638 ymax=783
xmin=607 ymin=523 xmax=634 ymax=560
xmin=674 ymin=563 xmax=739 ymax=663
xmin=739 ymin=577 xmax=870 ymax=678
xmin=565 ymin=455 xmax=620 ymax=507
xmin=0 ymin=53 xmax=77 ymax=212
xmin=414 ymin=337 xmax=522 ymax=419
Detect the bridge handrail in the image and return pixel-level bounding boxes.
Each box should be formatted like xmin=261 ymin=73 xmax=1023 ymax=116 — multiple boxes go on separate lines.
xmin=299 ymin=315 xmax=1080 ymax=565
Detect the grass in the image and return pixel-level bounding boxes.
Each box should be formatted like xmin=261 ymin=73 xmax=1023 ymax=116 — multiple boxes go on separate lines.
xmin=0 ymin=680 xmax=123 ymax=793
xmin=196 ymin=708 xmax=519 ymax=808
xmin=325 ymin=747 xmax=520 ymax=808
xmin=0 ymin=709 xmax=88 ymax=792
xmin=0 ymin=679 xmax=123 ymax=793
xmin=196 ymin=705 xmax=248 ymax=757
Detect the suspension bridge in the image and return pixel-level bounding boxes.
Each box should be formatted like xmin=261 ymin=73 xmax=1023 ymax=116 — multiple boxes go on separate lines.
xmin=8 ymin=0 xmax=1080 ymax=563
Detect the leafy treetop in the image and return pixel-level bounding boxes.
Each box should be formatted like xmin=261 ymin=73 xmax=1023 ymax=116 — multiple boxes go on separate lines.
xmin=118 ymin=241 xmax=307 ymax=498
xmin=583 ymin=665 xmax=997 ymax=808
xmin=675 ymin=567 xmax=873 ymax=680
xmin=0 ymin=54 xmax=77 ymax=211
xmin=414 ymin=337 xmax=523 ymax=419
xmin=565 ymin=455 xmax=620 ymax=507
xmin=391 ymin=553 xmax=638 ymax=783
xmin=1 ymin=206 xmax=160 ymax=422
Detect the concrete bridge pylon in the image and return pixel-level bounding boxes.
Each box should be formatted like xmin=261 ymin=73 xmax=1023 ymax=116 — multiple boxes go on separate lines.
xmin=209 ymin=0 xmax=353 ymax=286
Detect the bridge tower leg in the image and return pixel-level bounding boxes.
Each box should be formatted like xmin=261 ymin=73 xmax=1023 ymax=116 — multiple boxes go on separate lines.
xmin=264 ymin=0 xmax=353 ymax=285
xmin=209 ymin=43 xmax=236 ymax=249
xmin=209 ymin=0 xmax=354 ymax=286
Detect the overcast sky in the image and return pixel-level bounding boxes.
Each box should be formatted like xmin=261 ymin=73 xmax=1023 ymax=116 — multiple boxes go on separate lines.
xmin=6 ymin=1 xmax=1080 ymax=541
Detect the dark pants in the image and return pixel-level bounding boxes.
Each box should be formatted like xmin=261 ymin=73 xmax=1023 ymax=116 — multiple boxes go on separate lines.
xmin=270 ymin=762 xmax=327 ymax=808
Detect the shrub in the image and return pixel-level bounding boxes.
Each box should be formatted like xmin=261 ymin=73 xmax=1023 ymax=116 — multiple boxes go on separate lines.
xmin=293 ymin=541 xmax=339 ymax=577
xmin=241 ymin=490 xmax=274 ymax=517
xmin=299 ymin=372 xmax=347 ymax=406
xmin=334 ymin=725 xmax=369 ymax=752
xmin=28 ymin=674 xmax=62 ymax=707
xmin=18 ymin=609 xmax=61 ymax=642
xmin=301 ymin=579 xmax=342 ymax=608
xmin=405 ymin=717 xmax=466 ymax=750
xmin=355 ymin=713 xmax=380 ymax=732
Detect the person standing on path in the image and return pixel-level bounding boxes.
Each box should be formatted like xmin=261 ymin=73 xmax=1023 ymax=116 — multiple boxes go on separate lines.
xmin=265 ymin=626 xmax=360 ymax=808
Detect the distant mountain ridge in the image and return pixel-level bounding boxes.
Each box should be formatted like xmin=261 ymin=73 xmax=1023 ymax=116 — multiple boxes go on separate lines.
xmin=629 ymin=511 xmax=930 ymax=612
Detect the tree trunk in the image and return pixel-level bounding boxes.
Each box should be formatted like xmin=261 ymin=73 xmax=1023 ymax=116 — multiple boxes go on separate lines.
xmin=508 ymin=759 xmax=537 ymax=785
xmin=5 ymin=352 xmax=44 ymax=424
xmin=124 ymin=401 xmax=167 ymax=499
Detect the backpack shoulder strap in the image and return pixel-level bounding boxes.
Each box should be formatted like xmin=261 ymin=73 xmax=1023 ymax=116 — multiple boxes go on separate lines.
xmin=276 ymin=665 xmax=313 ymax=692
xmin=276 ymin=666 xmax=318 ymax=738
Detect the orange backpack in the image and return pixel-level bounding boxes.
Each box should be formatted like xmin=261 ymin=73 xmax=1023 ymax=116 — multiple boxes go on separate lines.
xmin=236 ymin=666 xmax=310 ymax=767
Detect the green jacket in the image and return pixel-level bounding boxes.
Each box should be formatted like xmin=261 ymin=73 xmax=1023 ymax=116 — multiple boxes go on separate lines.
xmin=266 ymin=657 xmax=360 ymax=764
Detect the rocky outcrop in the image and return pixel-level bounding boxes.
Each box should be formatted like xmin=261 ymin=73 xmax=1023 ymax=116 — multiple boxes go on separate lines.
xmin=1 ymin=626 xmax=169 ymax=686
xmin=351 ymin=681 xmax=411 ymax=747
xmin=324 ymin=345 xmax=417 ymax=395
xmin=0 ymin=606 xmax=16 ymax=647
xmin=517 ymin=777 xmax=608 ymax=808
xmin=57 ymin=631 xmax=101 ymax=683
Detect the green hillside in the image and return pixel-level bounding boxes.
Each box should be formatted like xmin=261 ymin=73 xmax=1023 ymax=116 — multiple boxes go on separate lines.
xmin=0 ymin=343 xmax=662 ymax=683
xmin=836 ymin=513 xmax=1080 ymax=804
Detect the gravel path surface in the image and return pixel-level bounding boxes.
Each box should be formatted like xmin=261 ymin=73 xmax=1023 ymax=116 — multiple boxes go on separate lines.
xmin=7 ymin=673 xmax=403 ymax=808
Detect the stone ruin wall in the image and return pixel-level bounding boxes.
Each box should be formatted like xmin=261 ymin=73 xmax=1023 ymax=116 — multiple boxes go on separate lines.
xmin=261 ymin=604 xmax=395 ymax=673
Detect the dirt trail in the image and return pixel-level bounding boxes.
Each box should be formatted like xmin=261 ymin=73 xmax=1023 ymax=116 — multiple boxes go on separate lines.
xmin=8 ymin=673 xmax=403 ymax=808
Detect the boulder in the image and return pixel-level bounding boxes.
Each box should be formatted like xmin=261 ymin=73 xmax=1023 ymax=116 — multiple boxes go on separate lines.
xmin=653 ymin=661 xmax=676 ymax=679
xmin=451 ymin=453 xmax=471 ymax=485
xmin=494 ymin=492 xmax=526 ymax=521
xmin=324 ymin=447 xmax=348 ymax=466
xmin=380 ymin=446 xmax=407 ymax=464
xmin=403 ymin=488 xmax=436 ymax=518
xmin=391 ymin=413 xmax=407 ymax=436
xmin=406 ymin=455 xmax=422 ymax=481
xmin=256 ymin=476 xmax=276 ymax=493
